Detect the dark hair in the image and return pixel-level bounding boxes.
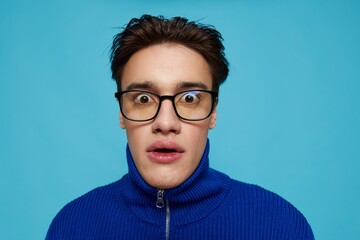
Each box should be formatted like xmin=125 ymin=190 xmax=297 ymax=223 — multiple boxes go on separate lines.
xmin=110 ymin=14 xmax=229 ymax=92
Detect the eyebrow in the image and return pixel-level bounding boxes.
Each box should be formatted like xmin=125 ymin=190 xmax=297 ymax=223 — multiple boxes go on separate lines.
xmin=125 ymin=81 xmax=157 ymax=91
xmin=176 ymin=81 xmax=209 ymax=90
xmin=124 ymin=80 xmax=210 ymax=92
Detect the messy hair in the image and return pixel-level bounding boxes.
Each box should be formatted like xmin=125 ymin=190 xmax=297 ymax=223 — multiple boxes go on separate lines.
xmin=110 ymin=14 xmax=229 ymax=92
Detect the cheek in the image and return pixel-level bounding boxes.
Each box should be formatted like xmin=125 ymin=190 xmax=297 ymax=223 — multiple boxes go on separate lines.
xmin=188 ymin=120 xmax=212 ymax=136
xmin=184 ymin=123 xmax=210 ymax=149
xmin=126 ymin=127 xmax=144 ymax=142
xmin=125 ymin=120 xmax=153 ymax=151
xmin=126 ymin=128 xmax=147 ymax=167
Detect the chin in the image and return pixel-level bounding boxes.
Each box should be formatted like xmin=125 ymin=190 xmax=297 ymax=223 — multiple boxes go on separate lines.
xmin=148 ymin=176 xmax=184 ymax=190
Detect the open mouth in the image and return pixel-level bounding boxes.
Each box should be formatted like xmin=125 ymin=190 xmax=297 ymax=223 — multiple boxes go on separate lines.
xmin=147 ymin=141 xmax=184 ymax=163
xmin=154 ymin=148 xmax=177 ymax=153
xmin=147 ymin=141 xmax=184 ymax=153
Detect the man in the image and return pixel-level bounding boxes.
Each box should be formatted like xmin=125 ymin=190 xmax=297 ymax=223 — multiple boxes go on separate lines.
xmin=46 ymin=15 xmax=314 ymax=239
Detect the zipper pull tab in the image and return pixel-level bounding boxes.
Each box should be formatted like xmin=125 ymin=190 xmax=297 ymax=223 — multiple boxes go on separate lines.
xmin=156 ymin=189 xmax=165 ymax=208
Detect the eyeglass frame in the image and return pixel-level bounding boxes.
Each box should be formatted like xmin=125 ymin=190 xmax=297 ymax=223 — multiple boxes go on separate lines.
xmin=114 ymin=89 xmax=218 ymax=122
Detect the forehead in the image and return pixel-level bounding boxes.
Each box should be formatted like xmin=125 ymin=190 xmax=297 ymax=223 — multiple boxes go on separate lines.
xmin=121 ymin=44 xmax=213 ymax=93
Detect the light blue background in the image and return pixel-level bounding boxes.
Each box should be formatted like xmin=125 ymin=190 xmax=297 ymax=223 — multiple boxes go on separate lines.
xmin=1 ymin=0 xmax=359 ymax=239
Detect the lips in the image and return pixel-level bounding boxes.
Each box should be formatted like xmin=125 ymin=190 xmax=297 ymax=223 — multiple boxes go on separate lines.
xmin=146 ymin=141 xmax=185 ymax=164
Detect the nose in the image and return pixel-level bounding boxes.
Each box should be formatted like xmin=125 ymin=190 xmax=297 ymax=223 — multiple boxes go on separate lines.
xmin=151 ymin=99 xmax=181 ymax=134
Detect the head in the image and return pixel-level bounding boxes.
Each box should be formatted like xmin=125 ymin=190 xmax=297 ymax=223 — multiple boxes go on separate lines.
xmin=110 ymin=15 xmax=229 ymax=189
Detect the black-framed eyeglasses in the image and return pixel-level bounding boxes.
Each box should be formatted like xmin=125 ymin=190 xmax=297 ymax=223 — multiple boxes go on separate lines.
xmin=114 ymin=90 xmax=218 ymax=122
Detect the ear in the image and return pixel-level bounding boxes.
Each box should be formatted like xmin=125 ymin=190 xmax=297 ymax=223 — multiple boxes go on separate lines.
xmin=209 ymin=104 xmax=217 ymax=129
xmin=119 ymin=113 xmax=126 ymax=129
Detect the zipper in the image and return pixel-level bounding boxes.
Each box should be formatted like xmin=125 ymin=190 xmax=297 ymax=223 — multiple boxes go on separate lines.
xmin=156 ymin=189 xmax=165 ymax=208
xmin=165 ymin=200 xmax=170 ymax=240
xmin=156 ymin=189 xmax=171 ymax=240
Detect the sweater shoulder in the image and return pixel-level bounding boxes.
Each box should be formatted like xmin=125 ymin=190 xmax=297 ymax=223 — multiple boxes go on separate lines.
xmin=60 ymin=179 xmax=120 ymax=213
xmin=226 ymin=179 xmax=315 ymax=239
xmin=229 ymin=178 xmax=293 ymax=204
xmin=228 ymin=178 xmax=308 ymax=218
xmin=45 ymin=179 xmax=123 ymax=239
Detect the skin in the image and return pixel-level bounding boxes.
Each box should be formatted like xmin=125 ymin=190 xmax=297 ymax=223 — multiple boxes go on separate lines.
xmin=120 ymin=43 xmax=217 ymax=189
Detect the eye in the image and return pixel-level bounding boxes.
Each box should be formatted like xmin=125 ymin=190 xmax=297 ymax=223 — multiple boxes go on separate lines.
xmin=134 ymin=93 xmax=155 ymax=104
xmin=179 ymin=91 xmax=200 ymax=104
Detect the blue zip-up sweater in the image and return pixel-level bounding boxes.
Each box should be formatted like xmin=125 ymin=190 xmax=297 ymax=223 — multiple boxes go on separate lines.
xmin=46 ymin=141 xmax=314 ymax=239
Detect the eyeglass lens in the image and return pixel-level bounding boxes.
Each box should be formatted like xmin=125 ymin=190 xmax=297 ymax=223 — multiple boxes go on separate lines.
xmin=119 ymin=90 xmax=214 ymax=121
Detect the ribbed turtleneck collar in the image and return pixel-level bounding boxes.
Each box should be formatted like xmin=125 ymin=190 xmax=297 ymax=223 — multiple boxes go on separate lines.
xmin=117 ymin=139 xmax=231 ymax=226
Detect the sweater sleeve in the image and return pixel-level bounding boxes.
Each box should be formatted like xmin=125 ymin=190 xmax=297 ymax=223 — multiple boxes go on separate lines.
xmin=230 ymin=181 xmax=315 ymax=240
xmin=45 ymin=213 xmax=64 ymax=240
xmin=265 ymin=187 xmax=315 ymax=240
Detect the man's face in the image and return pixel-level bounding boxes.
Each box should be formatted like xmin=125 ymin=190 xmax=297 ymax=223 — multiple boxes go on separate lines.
xmin=120 ymin=44 xmax=217 ymax=189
